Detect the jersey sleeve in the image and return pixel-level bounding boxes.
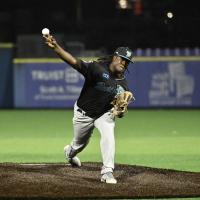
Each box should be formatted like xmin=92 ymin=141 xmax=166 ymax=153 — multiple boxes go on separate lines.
xmin=74 ymin=58 xmax=95 ymax=77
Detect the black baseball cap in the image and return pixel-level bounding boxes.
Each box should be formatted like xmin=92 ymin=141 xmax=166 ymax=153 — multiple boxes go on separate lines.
xmin=114 ymin=47 xmax=134 ymax=63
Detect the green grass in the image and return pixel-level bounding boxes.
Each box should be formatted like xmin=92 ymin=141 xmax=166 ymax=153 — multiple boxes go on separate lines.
xmin=0 ymin=110 xmax=200 ymax=172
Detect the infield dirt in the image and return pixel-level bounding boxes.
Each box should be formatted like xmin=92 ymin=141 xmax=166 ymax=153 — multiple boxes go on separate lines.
xmin=0 ymin=162 xmax=200 ymax=199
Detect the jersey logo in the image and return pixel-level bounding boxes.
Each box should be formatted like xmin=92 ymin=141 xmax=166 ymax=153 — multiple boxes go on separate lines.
xmin=102 ymin=73 xmax=110 ymax=79
xmin=116 ymin=85 xmax=125 ymax=95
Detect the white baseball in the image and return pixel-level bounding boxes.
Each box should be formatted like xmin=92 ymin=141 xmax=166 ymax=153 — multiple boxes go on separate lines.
xmin=42 ymin=28 xmax=50 ymax=35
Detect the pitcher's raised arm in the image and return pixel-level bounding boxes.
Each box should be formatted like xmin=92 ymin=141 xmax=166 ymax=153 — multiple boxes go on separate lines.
xmin=43 ymin=34 xmax=83 ymax=71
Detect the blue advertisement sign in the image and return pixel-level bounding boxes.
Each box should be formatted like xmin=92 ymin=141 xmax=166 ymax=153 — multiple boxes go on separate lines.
xmin=14 ymin=62 xmax=84 ymax=107
xmin=14 ymin=58 xmax=200 ymax=108
xmin=127 ymin=61 xmax=200 ymax=107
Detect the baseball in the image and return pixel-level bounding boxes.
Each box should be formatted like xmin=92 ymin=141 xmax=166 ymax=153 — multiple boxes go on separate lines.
xmin=42 ymin=28 xmax=50 ymax=35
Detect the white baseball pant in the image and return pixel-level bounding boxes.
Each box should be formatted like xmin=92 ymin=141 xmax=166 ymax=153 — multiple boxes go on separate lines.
xmin=66 ymin=102 xmax=115 ymax=174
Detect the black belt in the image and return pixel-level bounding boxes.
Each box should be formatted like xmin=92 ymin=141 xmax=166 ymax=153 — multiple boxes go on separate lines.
xmin=77 ymin=108 xmax=87 ymax=116
xmin=77 ymin=108 xmax=98 ymax=119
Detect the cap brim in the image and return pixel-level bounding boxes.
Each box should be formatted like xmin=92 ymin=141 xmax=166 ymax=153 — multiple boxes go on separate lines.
xmin=114 ymin=53 xmax=134 ymax=63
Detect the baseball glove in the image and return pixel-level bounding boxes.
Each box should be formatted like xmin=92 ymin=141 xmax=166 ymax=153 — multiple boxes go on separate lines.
xmin=111 ymin=91 xmax=134 ymax=118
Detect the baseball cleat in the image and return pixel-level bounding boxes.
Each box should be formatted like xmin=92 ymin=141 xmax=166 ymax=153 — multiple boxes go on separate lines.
xmin=101 ymin=172 xmax=117 ymax=184
xmin=64 ymin=145 xmax=81 ymax=167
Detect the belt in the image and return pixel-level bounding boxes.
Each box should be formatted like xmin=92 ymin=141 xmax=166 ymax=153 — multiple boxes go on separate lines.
xmin=77 ymin=108 xmax=87 ymax=116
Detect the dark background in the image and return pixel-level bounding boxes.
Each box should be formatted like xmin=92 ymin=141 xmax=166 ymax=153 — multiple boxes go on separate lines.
xmin=0 ymin=0 xmax=200 ymax=53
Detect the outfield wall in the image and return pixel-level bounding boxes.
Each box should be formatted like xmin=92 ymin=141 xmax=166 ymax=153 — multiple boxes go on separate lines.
xmin=0 ymin=44 xmax=14 ymax=108
xmin=14 ymin=57 xmax=200 ymax=108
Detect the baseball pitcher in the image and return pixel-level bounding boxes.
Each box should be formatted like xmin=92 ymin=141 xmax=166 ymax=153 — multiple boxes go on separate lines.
xmin=43 ymin=34 xmax=134 ymax=184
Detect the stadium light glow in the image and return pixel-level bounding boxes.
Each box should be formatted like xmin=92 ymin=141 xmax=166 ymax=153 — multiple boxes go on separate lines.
xmin=118 ymin=0 xmax=128 ymax=9
xmin=167 ymin=12 xmax=173 ymax=19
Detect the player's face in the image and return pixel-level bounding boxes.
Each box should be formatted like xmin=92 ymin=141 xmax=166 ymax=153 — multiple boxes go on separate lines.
xmin=111 ymin=56 xmax=129 ymax=74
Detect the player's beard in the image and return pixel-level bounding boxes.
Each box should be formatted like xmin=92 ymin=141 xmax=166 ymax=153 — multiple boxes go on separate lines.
xmin=109 ymin=62 xmax=126 ymax=78
xmin=112 ymin=65 xmax=125 ymax=79
xmin=115 ymin=64 xmax=126 ymax=73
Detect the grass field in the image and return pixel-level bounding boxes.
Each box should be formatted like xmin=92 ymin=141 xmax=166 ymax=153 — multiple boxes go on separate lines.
xmin=0 ymin=109 xmax=200 ymax=172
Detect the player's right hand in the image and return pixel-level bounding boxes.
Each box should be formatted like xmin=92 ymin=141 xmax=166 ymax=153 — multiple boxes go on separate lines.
xmin=43 ymin=35 xmax=58 ymax=49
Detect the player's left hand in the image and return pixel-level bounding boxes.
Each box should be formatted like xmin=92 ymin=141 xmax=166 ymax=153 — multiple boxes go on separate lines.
xmin=111 ymin=91 xmax=134 ymax=118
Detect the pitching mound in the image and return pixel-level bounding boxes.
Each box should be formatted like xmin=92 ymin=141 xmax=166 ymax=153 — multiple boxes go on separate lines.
xmin=0 ymin=162 xmax=200 ymax=199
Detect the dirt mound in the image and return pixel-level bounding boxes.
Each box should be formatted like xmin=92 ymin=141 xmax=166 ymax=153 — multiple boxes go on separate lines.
xmin=0 ymin=162 xmax=200 ymax=199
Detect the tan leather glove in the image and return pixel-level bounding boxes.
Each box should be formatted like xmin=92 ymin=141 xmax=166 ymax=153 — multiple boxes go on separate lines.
xmin=111 ymin=91 xmax=135 ymax=118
